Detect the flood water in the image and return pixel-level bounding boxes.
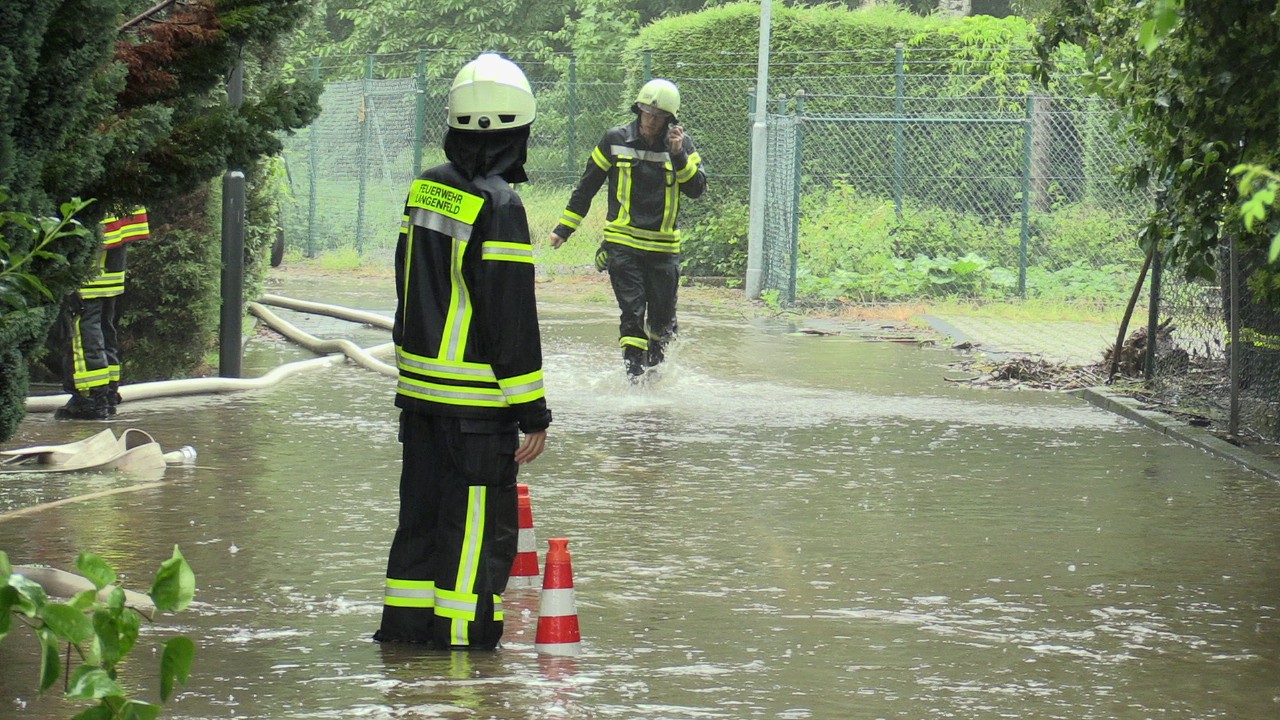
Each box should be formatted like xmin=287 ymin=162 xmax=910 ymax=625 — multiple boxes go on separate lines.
xmin=2 ymin=274 xmax=1278 ymax=720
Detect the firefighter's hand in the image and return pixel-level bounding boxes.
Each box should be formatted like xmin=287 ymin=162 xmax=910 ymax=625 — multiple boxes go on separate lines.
xmin=549 ymin=232 xmax=567 ymax=249
xmin=515 ymin=430 xmax=546 ymax=464
xmin=667 ymin=125 xmax=686 ymax=159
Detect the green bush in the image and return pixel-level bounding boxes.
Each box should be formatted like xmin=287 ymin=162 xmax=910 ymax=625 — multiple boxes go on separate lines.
xmin=119 ymin=190 xmax=221 ymax=382
xmin=791 ymin=182 xmax=1142 ymax=304
xmin=682 ymin=196 xmax=748 ymax=280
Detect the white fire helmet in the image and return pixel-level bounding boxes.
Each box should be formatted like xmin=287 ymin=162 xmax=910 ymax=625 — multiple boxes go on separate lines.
xmin=447 ymin=53 xmax=536 ymax=131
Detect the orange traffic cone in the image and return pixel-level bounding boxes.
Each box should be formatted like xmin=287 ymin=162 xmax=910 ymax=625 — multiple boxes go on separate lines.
xmin=534 ymin=537 xmax=581 ymax=656
xmin=509 ymin=483 xmax=540 ymax=589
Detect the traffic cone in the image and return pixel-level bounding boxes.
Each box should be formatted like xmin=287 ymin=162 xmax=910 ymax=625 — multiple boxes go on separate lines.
xmin=534 ymin=537 xmax=581 ymax=656
xmin=508 ymin=483 xmax=540 ymax=589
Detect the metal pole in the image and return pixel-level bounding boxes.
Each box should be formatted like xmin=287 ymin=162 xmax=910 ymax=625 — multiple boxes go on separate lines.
xmin=567 ymin=55 xmax=578 ymax=177
xmin=643 ymin=49 xmax=652 ymax=82
xmin=745 ymin=0 xmax=773 ymax=299
xmin=220 ymin=57 xmax=245 ymax=378
xmin=307 ymin=56 xmax=319 ymax=259
xmin=1144 ymin=241 xmax=1162 ymax=382
xmin=892 ymin=44 xmax=905 ymax=219
xmin=413 ymin=50 xmax=427 ymax=178
xmin=789 ymin=92 xmax=805 ymax=306
xmin=1018 ymin=94 xmax=1034 ymax=298
xmin=1229 ymin=237 xmax=1240 ymax=436
xmin=355 ymin=54 xmax=373 ymax=255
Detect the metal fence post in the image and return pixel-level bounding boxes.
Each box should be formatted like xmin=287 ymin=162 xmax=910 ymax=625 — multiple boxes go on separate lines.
xmin=1019 ymin=94 xmax=1035 ymax=298
xmin=789 ymin=92 xmax=805 ymax=306
xmin=893 ymin=44 xmax=905 ymax=219
xmin=643 ymin=50 xmax=652 ymax=82
xmin=567 ymin=55 xmax=578 ymax=177
xmin=220 ymin=58 xmax=245 ymax=379
xmin=356 ymin=54 xmax=373 ymax=254
xmin=1144 ymin=240 xmax=1162 ymax=382
xmin=745 ymin=0 xmax=773 ymax=300
xmin=413 ymin=50 xmax=427 ymax=178
xmin=1229 ymin=236 xmax=1240 ymax=435
xmin=307 ymin=55 xmax=319 ymax=259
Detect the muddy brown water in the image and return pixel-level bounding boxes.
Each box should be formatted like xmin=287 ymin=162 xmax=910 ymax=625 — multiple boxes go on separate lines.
xmin=2 ymin=273 xmax=1278 ymax=719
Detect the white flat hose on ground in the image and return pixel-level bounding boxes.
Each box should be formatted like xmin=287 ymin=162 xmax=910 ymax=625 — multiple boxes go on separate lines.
xmin=25 ymin=296 xmax=396 ymax=413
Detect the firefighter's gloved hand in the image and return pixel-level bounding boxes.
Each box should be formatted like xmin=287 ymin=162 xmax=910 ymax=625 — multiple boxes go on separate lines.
xmin=594 ymin=243 xmax=609 ymax=273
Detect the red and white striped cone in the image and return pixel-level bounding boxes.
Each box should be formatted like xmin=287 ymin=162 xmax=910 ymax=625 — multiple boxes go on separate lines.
xmin=508 ymin=483 xmax=540 ymax=589
xmin=534 ymin=537 xmax=581 ymax=656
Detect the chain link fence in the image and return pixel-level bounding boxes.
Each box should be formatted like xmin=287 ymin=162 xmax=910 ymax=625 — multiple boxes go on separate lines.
xmin=759 ymin=81 xmax=1150 ymax=305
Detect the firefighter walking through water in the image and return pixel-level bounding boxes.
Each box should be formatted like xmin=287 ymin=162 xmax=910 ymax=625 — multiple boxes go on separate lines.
xmin=548 ymin=78 xmax=707 ymax=378
xmin=374 ymin=53 xmax=552 ymax=650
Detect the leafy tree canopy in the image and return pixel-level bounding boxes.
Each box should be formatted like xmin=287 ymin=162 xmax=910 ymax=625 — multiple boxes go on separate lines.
xmin=1036 ymin=0 xmax=1280 ymax=281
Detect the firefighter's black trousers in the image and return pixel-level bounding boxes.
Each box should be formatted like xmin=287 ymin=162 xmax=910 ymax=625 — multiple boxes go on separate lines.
xmin=607 ymin=244 xmax=679 ymax=358
xmin=376 ymin=412 xmax=520 ymax=650
xmin=58 ymin=294 xmax=120 ymax=395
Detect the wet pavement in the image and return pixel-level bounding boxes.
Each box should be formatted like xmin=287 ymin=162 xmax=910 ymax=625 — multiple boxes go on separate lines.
xmin=2 ymin=271 xmax=1278 ymax=720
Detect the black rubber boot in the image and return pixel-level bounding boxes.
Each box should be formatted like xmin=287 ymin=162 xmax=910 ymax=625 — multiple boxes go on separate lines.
xmin=623 ymin=346 xmax=645 ymax=378
xmin=55 ymin=391 xmax=110 ymax=421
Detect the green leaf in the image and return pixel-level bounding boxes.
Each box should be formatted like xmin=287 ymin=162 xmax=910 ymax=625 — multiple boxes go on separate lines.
xmin=69 ymin=588 xmax=98 ymax=611
xmin=92 ymin=608 xmax=122 ymax=667
xmin=118 ymin=606 xmax=141 ymax=657
xmin=119 ymin=700 xmax=162 ymax=720
xmin=0 ymin=586 xmax=14 ymax=642
xmin=66 ymin=665 xmax=125 ymax=700
xmin=1269 ymin=234 xmax=1280 ymax=263
xmin=160 ymin=636 xmax=195 ymax=702
xmin=69 ymin=705 xmax=113 ymax=720
xmin=0 ymin=550 xmax=10 ymax=576
xmin=9 ymin=573 xmax=47 ymax=616
xmin=149 ymin=546 xmax=195 ymax=613
xmin=76 ymin=553 xmax=116 ymax=591
xmin=40 ymin=602 xmax=95 ymax=644
xmin=37 ymin=627 xmax=61 ymax=692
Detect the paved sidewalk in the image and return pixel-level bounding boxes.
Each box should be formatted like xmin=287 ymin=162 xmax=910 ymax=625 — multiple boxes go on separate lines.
xmin=923 ymin=314 xmax=1117 ymax=366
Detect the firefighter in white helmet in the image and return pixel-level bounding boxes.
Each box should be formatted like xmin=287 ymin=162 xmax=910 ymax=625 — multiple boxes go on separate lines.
xmin=375 ymin=53 xmax=551 ymax=651
xmin=549 ymin=78 xmax=707 ymax=378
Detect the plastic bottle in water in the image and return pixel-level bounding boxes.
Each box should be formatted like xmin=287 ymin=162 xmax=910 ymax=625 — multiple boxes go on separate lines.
xmin=162 ymin=445 xmax=197 ymax=465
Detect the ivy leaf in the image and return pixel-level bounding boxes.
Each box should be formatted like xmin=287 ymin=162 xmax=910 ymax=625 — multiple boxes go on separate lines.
xmin=160 ymin=636 xmax=195 ymax=702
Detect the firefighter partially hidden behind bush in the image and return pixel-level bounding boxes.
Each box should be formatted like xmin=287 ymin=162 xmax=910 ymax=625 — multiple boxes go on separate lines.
xmin=549 ymin=78 xmax=707 ymax=378
xmin=374 ymin=53 xmax=552 ymax=650
xmin=55 ymin=208 xmax=150 ymax=420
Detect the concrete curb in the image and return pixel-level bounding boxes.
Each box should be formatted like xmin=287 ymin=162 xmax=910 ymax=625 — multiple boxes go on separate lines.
xmin=1073 ymin=387 xmax=1280 ymax=482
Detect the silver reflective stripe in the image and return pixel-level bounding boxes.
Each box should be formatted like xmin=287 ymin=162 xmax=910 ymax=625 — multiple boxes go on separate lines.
xmin=385 ymin=586 xmax=433 ymax=600
xmin=409 ymin=206 xmax=473 ymax=242
xmin=396 ymin=350 xmax=497 ymax=380
xmin=502 ymin=377 xmax=544 ymax=398
xmin=396 ymin=380 xmax=503 ymax=403
xmin=482 ymin=242 xmax=534 ymax=261
xmin=445 ymin=237 xmax=470 ymax=361
xmin=435 ymin=596 xmax=476 ymax=613
xmin=610 ymin=145 xmax=671 ymax=163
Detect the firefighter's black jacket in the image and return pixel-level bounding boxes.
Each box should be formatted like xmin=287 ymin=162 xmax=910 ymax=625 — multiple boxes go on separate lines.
xmin=553 ymin=119 xmax=706 ymax=253
xmin=393 ymin=132 xmax=550 ymax=433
